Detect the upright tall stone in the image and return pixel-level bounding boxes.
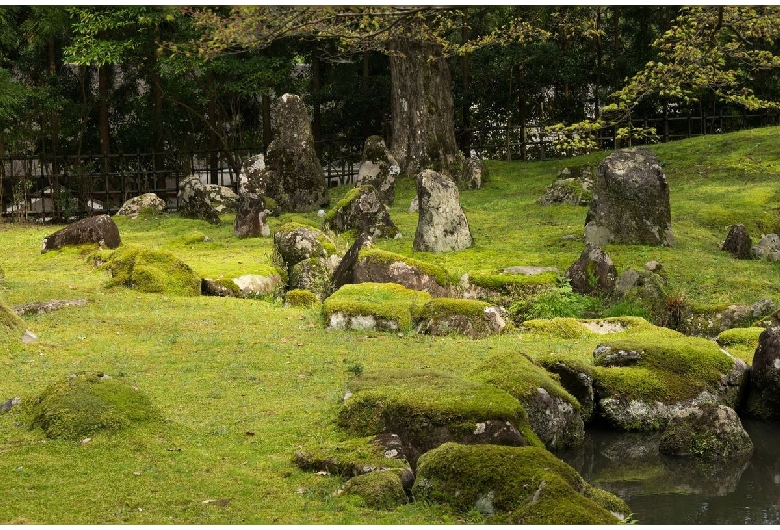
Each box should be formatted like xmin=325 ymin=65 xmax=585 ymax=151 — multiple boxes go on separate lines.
xmin=356 ymin=136 xmax=400 ymax=205
xmin=584 ymin=147 xmax=675 ymax=247
xmin=413 ymin=170 xmax=472 ymax=253
xmin=262 ymin=94 xmax=329 ymax=212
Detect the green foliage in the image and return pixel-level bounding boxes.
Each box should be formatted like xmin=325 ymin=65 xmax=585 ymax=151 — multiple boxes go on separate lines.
xmin=29 ymin=372 xmax=157 ymax=440
xmin=509 ymin=281 xmax=595 ymax=322
xmin=468 ymin=270 xmax=558 ymax=290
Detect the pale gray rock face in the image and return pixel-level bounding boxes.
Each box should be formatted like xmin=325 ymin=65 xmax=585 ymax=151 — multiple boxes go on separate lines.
xmin=413 ymin=169 xmax=472 ymax=253
xmin=356 ymin=136 xmax=400 ymax=205
xmin=752 ymin=233 xmax=780 ymax=261
xmin=521 ymin=387 xmax=585 ymax=450
xmin=177 ymin=176 xmax=221 ymax=224
xmin=584 ymin=147 xmax=675 ymax=247
xmin=116 ymin=193 xmax=166 ymax=217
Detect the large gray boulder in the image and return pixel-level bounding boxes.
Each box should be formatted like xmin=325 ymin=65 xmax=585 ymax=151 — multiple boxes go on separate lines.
xmin=413 ymin=169 xmax=472 ymax=253
xmin=356 ymin=136 xmax=400 ymax=205
xmin=177 ymin=176 xmax=222 ymax=224
xmin=751 ymin=233 xmax=780 ymax=261
xmin=584 ymin=147 xmax=675 ymax=247
xmin=261 ymin=94 xmax=329 ymax=212
xmin=659 ymin=404 xmax=753 ymax=461
xmin=746 ymin=326 xmax=780 ymax=419
xmin=115 ymin=193 xmax=166 ymax=218
xmin=721 ymin=224 xmax=753 ymax=259
xmin=324 ymin=185 xmax=398 ymax=239
xmin=41 ymin=215 xmax=121 ymax=254
xmin=565 ymin=245 xmax=617 ymax=296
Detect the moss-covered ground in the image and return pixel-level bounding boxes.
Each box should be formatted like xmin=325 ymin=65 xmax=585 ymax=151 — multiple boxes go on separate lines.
xmin=1 ymin=127 xmax=780 ymax=522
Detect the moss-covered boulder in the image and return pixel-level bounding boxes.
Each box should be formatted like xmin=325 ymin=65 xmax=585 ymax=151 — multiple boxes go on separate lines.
xmin=463 ymin=270 xmax=558 ymax=308
xmin=99 ymin=245 xmax=201 ymax=296
xmin=593 ymin=329 xmax=748 ymax=431
xmin=565 ymin=244 xmax=617 ymax=296
xmin=324 ymin=282 xmax=431 ymax=332
xmin=289 ymin=255 xmax=340 ymax=301
xmin=659 ymin=404 xmax=753 ymax=461
xmin=474 ymin=352 xmax=585 ymax=450
xmin=537 ymin=165 xmax=594 ymax=206
xmin=341 ymin=470 xmax=408 ymax=510
xmin=414 ymin=298 xmax=507 ymax=338
xmin=293 ymin=436 xmax=411 ymax=478
xmin=338 ymin=369 xmax=540 ymax=467
xmin=324 ymin=185 xmax=398 ymax=239
xmin=273 ymin=222 xmax=336 ymax=278
xmin=284 ymin=289 xmax=321 ymax=308
xmin=0 ymin=296 xmax=26 ymax=341
xmin=116 ymin=193 xmax=166 ymax=218
xmin=355 ymin=135 xmax=400 ymax=205
xmin=353 ymin=248 xmax=458 ymax=298
xmin=413 ymin=443 xmax=630 ymax=524
xmin=30 ymin=372 xmax=157 ymax=440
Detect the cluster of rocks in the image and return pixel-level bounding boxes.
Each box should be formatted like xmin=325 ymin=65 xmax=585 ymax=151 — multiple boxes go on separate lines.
xmin=722 ymin=225 xmax=780 ymax=262
xmin=537 ymin=164 xmax=594 ymax=206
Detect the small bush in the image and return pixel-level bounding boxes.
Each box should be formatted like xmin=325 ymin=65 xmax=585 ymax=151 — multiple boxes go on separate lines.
xmin=509 ymin=282 xmax=594 ymax=322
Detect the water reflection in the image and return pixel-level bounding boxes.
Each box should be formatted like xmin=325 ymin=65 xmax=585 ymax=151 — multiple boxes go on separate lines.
xmin=555 ymin=420 xmax=780 ymax=524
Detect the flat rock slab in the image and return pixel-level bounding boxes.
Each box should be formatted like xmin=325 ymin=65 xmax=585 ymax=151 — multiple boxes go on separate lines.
xmin=502 ymin=266 xmax=559 ymax=276
xmin=14 ymin=299 xmax=88 ymax=316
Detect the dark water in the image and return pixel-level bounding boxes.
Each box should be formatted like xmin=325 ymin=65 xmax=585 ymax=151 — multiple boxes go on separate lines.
xmin=555 ymin=421 xmax=780 ymax=524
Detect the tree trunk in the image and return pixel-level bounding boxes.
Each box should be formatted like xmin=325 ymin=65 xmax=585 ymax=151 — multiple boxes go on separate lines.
xmin=98 ymin=64 xmax=111 ymax=171
xmin=151 ymin=46 xmax=165 ymax=188
xmin=460 ymin=9 xmax=471 ymax=156
xmin=207 ymin=70 xmax=219 ymax=185
xmin=261 ymin=92 xmax=272 ymax=149
xmin=48 ymin=37 xmax=59 ymax=176
xmin=389 ymin=37 xmax=460 ymax=178
xmin=361 ymin=52 xmax=371 ymax=140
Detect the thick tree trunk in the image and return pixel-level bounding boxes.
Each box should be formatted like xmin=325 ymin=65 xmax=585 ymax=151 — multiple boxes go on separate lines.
xmin=389 ymin=37 xmax=460 ymax=178
xmin=98 ymin=64 xmax=111 ymax=169
xmin=207 ymin=70 xmax=219 ymax=185
xmin=261 ymin=92 xmax=272 ymax=149
xmin=151 ymin=47 xmax=165 ymax=188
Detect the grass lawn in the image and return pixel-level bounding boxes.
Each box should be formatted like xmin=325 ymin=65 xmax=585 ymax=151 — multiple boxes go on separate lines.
xmin=1 ymin=126 xmax=779 ymax=523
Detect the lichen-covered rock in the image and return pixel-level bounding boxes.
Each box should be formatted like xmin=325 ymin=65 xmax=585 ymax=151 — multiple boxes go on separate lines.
xmin=721 ymin=224 xmax=753 ymax=260
xmin=332 ymin=233 xmax=373 ymax=289
xmin=338 ymin=370 xmax=538 ymax=468
xmin=324 ymin=185 xmax=398 ymax=239
xmin=98 ymin=245 xmax=201 ymax=297
xmin=30 ymin=372 xmax=157 ymax=440
xmin=263 ymin=94 xmax=329 ymax=212
xmin=682 ymin=298 xmax=777 ymax=337
xmin=415 ymin=298 xmax=507 ymax=338
xmin=584 ymin=147 xmax=675 ymax=247
xmin=273 ymin=222 xmax=335 ymax=271
xmin=538 ymin=165 xmax=594 ymax=206
xmin=324 ymin=282 xmax=431 ymax=333
xmin=456 ymin=156 xmax=488 ymax=190
xmin=413 ymin=443 xmax=630 ymax=524
xmin=176 ymin=176 xmax=222 ymax=224
xmin=565 ymin=245 xmax=617 ymax=296
xmin=232 ymin=274 xmax=284 ymax=299
xmin=745 ymin=326 xmax=780 ymax=419
xmin=341 ymin=470 xmax=409 ymax=510
xmin=474 ymin=352 xmax=585 ymax=450
xmin=353 ymin=248 xmax=458 ymax=298
xmin=751 ymin=233 xmax=780 ymax=261
xmin=115 ymin=193 xmax=166 ymax=218
xmin=356 ymin=136 xmax=400 ymax=205
xmin=659 ymin=404 xmax=753 ymax=461
xmin=233 ymin=194 xmax=267 ymax=238
xmin=41 ymin=214 xmax=121 ymax=253
xmin=205 ymin=184 xmax=238 ymax=214
xmin=413 ymin=169 xmax=472 ymax=253
xmin=293 ymin=436 xmax=411 ymax=479
xmin=593 ymin=332 xmax=748 ymax=431
xmin=289 ymin=255 xmax=341 ymax=301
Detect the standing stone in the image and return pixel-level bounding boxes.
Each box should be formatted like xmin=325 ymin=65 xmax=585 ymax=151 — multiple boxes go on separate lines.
xmin=263 ymin=94 xmax=329 ymax=212
xmin=177 ymin=176 xmax=221 ymax=225
xmin=356 ymin=136 xmax=400 ymax=205
xmin=233 ymin=195 xmax=266 ymax=238
xmin=721 ymin=224 xmax=753 ymax=259
xmin=413 ymin=170 xmax=472 ymax=253
xmin=41 ymin=215 xmax=121 ymax=254
xmin=324 ymin=185 xmax=398 ymax=239
xmin=332 ymin=233 xmax=373 ymax=289
xmin=584 ymin=147 xmax=675 ymax=247
xmin=115 ymin=193 xmax=167 ymax=218
xmin=565 ymin=245 xmax=617 ymax=296
xmin=746 ymin=326 xmax=780 ymax=419
xmin=751 ymin=233 xmax=780 ymax=261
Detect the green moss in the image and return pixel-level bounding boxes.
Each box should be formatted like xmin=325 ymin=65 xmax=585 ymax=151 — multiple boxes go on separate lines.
xmin=338 ymin=369 xmax=541 ymax=448
xmin=341 ymin=470 xmax=409 ymax=511
xmin=325 ymin=185 xmax=367 ymax=224
xmin=468 ymin=271 xmax=559 ymax=290
xmin=293 ymin=436 xmax=407 ymax=477
xmin=323 ymin=282 xmax=431 ymax=331
xmin=716 ymin=326 xmax=763 ymax=364
xmin=263 ymin=196 xmax=277 ymax=212
xmin=172 ymin=230 xmax=208 ymax=246
xmin=413 ymin=443 xmax=626 ymax=524
xmin=357 ymin=248 xmax=457 ymax=286
xmin=214 ymin=277 xmax=241 ymax=295
xmin=30 ymin=372 xmax=157 ymax=440
xmin=522 ymin=317 xmax=594 ymax=339
xmin=0 ymin=296 xmax=25 ymax=338
xmin=473 ymin=352 xmax=580 ymax=410
xmin=100 ymin=245 xmax=201 ymax=296
xmin=285 ymin=289 xmax=320 ymax=308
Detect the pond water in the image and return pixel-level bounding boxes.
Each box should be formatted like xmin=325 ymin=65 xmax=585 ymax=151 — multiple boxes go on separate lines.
xmin=555 ymin=420 xmax=780 ymax=525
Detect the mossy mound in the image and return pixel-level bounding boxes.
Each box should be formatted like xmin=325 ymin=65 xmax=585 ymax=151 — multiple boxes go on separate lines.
xmin=99 ymin=245 xmax=201 ymax=296
xmin=354 ymin=248 xmax=458 ymax=296
xmin=0 ymin=296 xmax=26 ymax=340
xmin=30 ymin=372 xmax=157 ymax=440
xmin=171 ymin=230 xmax=209 ymax=246
xmin=293 ymin=436 xmax=409 ymax=477
xmin=284 ymin=289 xmax=321 ymax=308
xmin=413 ymin=442 xmax=630 ymax=524
xmin=717 ymin=327 xmax=764 ymax=364
xmin=414 ymin=298 xmax=507 ymax=338
xmin=338 ymin=369 xmax=541 ymax=466
xmin=341 ymin=470 xmax=408 ymax=510
xmin=473 ymin=352 xmax=584 ymax=449
xmin=522 ymin=316 xmax=595 ymax=340
xmin=324 ymin=282 xmax=431 ymax=332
